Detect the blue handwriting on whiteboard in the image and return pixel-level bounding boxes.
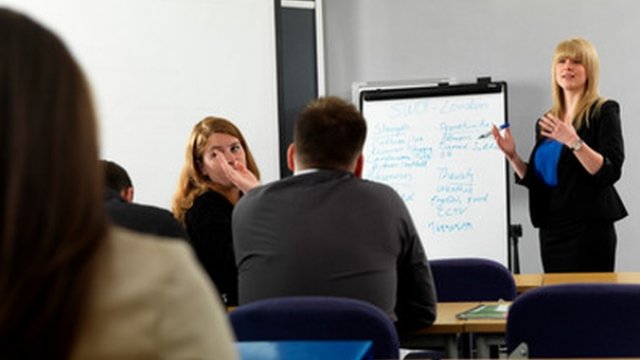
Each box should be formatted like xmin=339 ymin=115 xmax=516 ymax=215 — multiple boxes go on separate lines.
xmin=427 ymin=221 xmax=474 ymax=234
xmin=372 ymin=122 xmax=410 ymax=135
xmin=437 ymin=167 xmax=474 ymax=182
xmin=436 ymin=183 xmax=473 ymax=194
xmin=439 ymin=99 xmax=489 ymax=115
xmin=467 ymin=193 xmax=489 ymax=203
xmin=389 ymin=100 xmax=429 ymax=119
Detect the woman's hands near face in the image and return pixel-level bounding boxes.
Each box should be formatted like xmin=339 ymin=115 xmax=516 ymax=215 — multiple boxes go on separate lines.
xmin=214 ymin=150 xmax=260 ymax=193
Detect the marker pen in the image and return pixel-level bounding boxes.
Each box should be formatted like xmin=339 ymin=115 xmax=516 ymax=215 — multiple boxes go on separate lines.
xmin=478 ymin=123 xmax=509 ymax=139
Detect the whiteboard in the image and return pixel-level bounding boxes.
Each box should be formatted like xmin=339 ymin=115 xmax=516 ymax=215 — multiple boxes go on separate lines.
xmin=359 ymin=82 xmax=510 ymax=267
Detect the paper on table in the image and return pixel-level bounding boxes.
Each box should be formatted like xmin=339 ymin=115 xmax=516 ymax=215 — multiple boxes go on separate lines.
xmin=456 ymin=303 xmax=510 ymax=319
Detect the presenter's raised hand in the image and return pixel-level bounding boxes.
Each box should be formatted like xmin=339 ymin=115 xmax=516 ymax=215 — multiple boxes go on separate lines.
xmin=492 ymin=124 xmax=516 ymax=160
xmin=538 ymin=112 xmax=578 ymax=146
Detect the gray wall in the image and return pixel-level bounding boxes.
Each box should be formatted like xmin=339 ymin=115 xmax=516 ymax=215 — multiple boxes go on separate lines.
xmin=323 ymin=0 xmax=640 ymax=273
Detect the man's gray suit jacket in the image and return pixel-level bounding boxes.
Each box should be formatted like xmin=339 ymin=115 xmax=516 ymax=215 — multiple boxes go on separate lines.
xmin=233 ymin=169 xmax=437 ymax=330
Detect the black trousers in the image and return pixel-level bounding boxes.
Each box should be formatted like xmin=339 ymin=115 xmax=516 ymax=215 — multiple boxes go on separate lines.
xmin=539 ymin=219 xmax=617 ymax=273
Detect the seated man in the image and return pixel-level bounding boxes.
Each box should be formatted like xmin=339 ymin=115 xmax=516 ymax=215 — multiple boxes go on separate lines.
xmin=231 ymin=96 xmax=436 ymax=330
xmin=102 ymin=160 xmax=188 ymax=240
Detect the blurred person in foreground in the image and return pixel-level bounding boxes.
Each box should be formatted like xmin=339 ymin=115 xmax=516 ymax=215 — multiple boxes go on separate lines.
xmin=0 ymin=8 xmax=237 ymax=359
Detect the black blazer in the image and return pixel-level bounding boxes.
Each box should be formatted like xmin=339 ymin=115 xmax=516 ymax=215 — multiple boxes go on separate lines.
xmin=517 ymin=100 xmax=627 ymax=227
xmin=104 ymin=189 xmax=189 ymax=240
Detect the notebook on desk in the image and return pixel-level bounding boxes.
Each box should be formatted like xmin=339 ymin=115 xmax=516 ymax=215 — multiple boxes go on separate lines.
xmin=456 ymin=303 xmax=509 ymax=319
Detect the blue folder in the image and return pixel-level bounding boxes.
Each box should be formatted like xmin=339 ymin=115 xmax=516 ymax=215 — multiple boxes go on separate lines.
xmin=236 ymin=340 xmax=373 ymax=360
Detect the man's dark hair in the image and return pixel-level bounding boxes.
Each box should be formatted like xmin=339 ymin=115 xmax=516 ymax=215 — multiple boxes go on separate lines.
xmin=294 ymin=96 xmax=367 ymax=169
xmin=102 ymin=160 xmax=133 ymax=193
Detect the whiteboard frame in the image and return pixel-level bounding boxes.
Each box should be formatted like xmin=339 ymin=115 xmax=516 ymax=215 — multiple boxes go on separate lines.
xmin=357 ymin=80 xmax=512 ymax=269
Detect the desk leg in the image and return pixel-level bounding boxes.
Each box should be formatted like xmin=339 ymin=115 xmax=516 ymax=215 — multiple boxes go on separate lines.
xmin=400 ymin=334 xmax=459 ymax=359
xmin=476 ymin=335 xmax=490 ymax=358
xmin=475 ymin=333 xmax=505 ymax=359
xmin=445 ymin=335 xmax=458 ymax=358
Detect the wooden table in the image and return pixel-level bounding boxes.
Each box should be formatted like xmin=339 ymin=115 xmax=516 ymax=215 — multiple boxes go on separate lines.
xmin=401 ymin=302 xmax=468 ymax=357
xmin=406 ymin=302 xmax=469 ymax=334
xmin=513 ymin=272 xmax=640 ymax=294
xmin=405 ymin=272 xmax=640 ymax=357
xmin=543 ymin=271 xmax=640 ymax=285
xmin=465 ymin=314 xmax=507 ymax=358
xmin=513 ymin=273 xmax=543 ymax=293
xmin=460 ymin=302 xmax=508 ymax=359
xmin=401 ymin=302 xmax=508 ymax=358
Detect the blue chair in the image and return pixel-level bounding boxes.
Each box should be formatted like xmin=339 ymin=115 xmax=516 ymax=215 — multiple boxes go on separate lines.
xmin=506 ymin=283 xmax=640 ymax=358
xmin=229 ymin=296 xmax=400 ymax=359
xmin=427 ymin=258 xmax=515 ymax=358
xmin=429 ymin=258 xmax=516 ymax=301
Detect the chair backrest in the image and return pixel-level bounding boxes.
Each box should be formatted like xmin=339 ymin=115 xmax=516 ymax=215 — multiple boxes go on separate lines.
xmin=429 ymin=258 xmax=516 ymax=302
xmin=506 ymin=283 xmax=640 ymax=358
xmin=229 ymin=296 xmax=400 ymax=359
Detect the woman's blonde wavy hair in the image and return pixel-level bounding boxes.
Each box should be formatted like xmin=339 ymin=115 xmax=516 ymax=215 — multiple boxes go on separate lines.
xmin=550 ymin=38 xmax=606 ymax=129
xmin=172 ymin=117 xmax=260 ymax=224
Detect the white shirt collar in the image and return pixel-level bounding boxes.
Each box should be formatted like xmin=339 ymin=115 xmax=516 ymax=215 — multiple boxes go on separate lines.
xmin=293 ymin=168 xmax=320 ymax=176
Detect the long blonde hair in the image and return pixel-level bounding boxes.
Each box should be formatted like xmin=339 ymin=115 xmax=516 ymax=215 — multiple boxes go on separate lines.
xmin=550 ymin=38 xmax=606 ymax=129
xmin=172 ymin=117 xmax=260 ymax=224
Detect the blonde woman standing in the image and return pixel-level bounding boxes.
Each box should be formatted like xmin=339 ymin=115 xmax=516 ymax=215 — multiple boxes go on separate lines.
xmin=493 ymin=38 xmax=627 ymax=273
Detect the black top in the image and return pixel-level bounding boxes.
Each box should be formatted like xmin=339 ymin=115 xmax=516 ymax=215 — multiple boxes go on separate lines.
xmin=104 ymin=189 xmax=188 ymax=240
xmin=517 ymin=100 xmax=627 ymax=227
xmin=185 ymin=190 xmax=238 ymax=306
